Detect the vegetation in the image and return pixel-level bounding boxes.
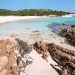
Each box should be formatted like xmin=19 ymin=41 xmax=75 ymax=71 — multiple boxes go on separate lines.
xmin=0 ymin=9 xmax=12 ymax=15
xmin=0 ymin=9 xmax=70 ymax=16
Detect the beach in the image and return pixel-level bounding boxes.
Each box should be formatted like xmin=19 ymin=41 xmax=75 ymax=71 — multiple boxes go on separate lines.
xmin=0 ymin=16 xmax=49 ymax=24
xmin=0 ymin=0 xmax=75 ymax=75
xmin=0 ymin=16 xmax=75 ymax=75
xmin=0 ymin=16 xmax=74 ymax=50
xmin=0 ymin=16 xmax=59 ymax=75
xmin=0 ymin=15 xmax=73 ymax=24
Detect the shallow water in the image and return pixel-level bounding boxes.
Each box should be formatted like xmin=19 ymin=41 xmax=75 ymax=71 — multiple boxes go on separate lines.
xmin=0 ymin=17 xmax=75 ymax=34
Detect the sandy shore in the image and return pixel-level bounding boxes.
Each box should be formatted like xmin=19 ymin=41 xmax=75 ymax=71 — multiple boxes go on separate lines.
xmin=0 ymin=16 xmax=42 ymax=24
xmin=0 ymin=16 xmax=58 ymax=24
xmin=0 ymin=15 xmax=74 ymax=24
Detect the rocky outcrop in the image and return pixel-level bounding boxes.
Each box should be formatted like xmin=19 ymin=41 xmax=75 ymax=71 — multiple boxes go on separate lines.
xmin=0 ymin=38 xmax=33 ymax=75
xmin=71 ymin=25 xmax=75 ymax=28
xmin=0 ymin=39 xmax=17 ymax=75
xmin=0 ymin=38 xmax=75 ymax=75
xmin=33 ymin=41 xmax=75 ymax=75
xmin=59 ymin=28 xmax=75 ymax=46
xmin=33 ymin=41 xmax=48 ymax=61
xmin=16 ymin=38 xmax=33 ymax=75
xmin=48 ymin=43 xmax=75 ymax=75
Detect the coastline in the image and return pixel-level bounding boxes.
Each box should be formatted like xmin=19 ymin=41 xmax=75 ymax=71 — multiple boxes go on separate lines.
xmin=0 ymin=16 xmax=49 ymax=24
xmin=0 ymin=15 xmax=73 ymax=24
xmin=0 ymin=16 xmax=75 ymax=51
xmin=0 ymin=16 xmax=75 ymax=75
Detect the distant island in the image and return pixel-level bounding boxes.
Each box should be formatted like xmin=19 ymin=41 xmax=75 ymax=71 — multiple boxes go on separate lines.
xmin=0 ymin=9 xmax=70 ymax=16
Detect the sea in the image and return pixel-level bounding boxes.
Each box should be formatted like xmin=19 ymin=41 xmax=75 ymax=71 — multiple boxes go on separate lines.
xmin=0 ymin=17 xmax=75 ymax=34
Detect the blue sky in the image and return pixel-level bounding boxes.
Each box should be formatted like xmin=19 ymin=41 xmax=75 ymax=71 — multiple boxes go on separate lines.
xmin=0 ymin=0 xmax=75 ymax=12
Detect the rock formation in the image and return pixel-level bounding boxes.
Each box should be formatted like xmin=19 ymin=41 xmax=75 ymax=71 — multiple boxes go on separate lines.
xmin=0 ymin=38 xmax=33 ymax=75
xmin=16 ymin=38 xmax=33 ymax=75
xmin=0 ymin=39 xmax=17 ymax=75
xmin=48 ymin=43 xmax=75 ymax=75
xmin=71 ymin=25 xmax=75 ymax=28
xmin=0 ymin=37 xmax=75 ymax=75
xmin=33 ymin=41 xmax=75 ymax=75
xmin=33 ymin=41 xmax=48 ymax=61
xmin=59 ymin=28 xmax=75 ymax=46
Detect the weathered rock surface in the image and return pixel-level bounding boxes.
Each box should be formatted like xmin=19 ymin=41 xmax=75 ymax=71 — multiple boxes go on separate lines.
xmin=0 ymin=37 xmax=75 ymax=75
xmin=33 ymin=41 xmax=75 ymax=75
xmin=71 ymin=25 xmax=75 ymax=28
xmin=0 ymin=39 xmax=17 ymax=75
xmin=59 ymin=28 xmax=75 ymax=46
xmin=48 ymin=43 xmax=75 ymax=75
xmin=0 ymin=69 xmax=7 ymax=75
xmin=0 ymin=38 xmax=33 ymax=75
xmin=33 ymin=41 xmax=48 ymax=61
xmin=0 ymin=56 xmax=8 ymax=72
xmin=16 ymin=38 xmax=33 ymax=75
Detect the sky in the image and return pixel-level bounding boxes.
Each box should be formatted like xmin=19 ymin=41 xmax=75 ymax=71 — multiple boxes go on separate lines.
xmin=0 ymin=0 xmax=75 ymax=12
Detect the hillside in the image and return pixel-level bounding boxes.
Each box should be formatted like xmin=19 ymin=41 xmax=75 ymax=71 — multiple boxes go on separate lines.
xmin=0 ymin=9 xmax=70 ymax=16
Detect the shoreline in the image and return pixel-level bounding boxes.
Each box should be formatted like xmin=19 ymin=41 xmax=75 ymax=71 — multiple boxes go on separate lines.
xmin=0 ymin=16 xmax=53 ymax=24
xmin=0 ymin=16 xmax=75 ymax=50
xmin=0 ymin=15 xmax=73 ymax=24
xmin=0 ymin=16 xmax=75 ymax=75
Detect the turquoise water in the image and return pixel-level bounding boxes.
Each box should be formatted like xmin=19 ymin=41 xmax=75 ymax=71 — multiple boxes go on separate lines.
xmin=0 ymin=17 xmax=75 ymax=34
